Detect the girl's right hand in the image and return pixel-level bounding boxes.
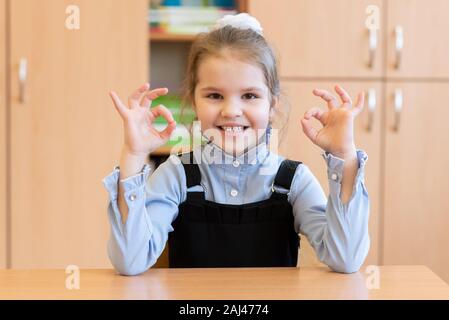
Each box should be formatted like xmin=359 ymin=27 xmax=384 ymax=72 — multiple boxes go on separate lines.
xmin=109 ymin=83 xmax=177 ymax=156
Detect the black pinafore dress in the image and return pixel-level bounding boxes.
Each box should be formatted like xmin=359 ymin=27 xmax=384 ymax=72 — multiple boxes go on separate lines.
xmin=168 ymin=151 xmax=302 ymax=268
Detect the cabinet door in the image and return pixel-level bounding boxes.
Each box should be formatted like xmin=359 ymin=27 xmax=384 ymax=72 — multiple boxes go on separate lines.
xmin=280 ymin=81 xmax=382 ymax=266
xmin=9 ymin=0 xmax=148 ymax=268
xmin=0 ymin=0 xmax=6 ymax=269
xmin=387 ymin=0 xmax=449 ymax=78
xmin=383 ymin=82 xmax=449 ymax=283
xmin=249 ymin=0 xmax=385 ymax=78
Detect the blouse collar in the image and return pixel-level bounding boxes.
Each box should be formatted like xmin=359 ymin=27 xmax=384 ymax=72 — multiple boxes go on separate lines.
xmin=199 ymin=133 xmax=270 ymax=166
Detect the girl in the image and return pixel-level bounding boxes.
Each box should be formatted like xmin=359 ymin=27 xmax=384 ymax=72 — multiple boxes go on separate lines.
xmin=103 ymin=13 xmax=370 ymax=275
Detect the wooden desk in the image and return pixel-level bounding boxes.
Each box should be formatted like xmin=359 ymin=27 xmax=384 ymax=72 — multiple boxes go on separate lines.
xmin=0 ymin=265 xmax=448 ymax=300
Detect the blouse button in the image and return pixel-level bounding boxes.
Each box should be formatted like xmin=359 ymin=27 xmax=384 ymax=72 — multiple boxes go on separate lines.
xmin=129 ymin=193 xmax=137 ymax=201
xmin=230 ymin=189 xmax=238 ymax=197
xmin=331 ymin=173 xmax=338 ymax=181
xmin=232 ymin=160 xmax=240 ymax=167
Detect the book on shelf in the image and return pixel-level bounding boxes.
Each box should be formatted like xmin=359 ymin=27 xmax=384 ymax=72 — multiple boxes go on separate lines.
xmin=149 ymin=6 xmax=237 ymax=35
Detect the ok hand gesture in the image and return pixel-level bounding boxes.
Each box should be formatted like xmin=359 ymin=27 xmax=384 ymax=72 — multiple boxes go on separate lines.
xmin=109 ymin=83 xmax=177 ymax=156
xmin=301 ymin=85 xmax=364 ymax=159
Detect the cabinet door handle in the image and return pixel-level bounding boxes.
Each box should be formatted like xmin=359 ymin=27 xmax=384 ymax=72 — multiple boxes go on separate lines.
xmin=366 ymin=88 xmax=376 ymax=132
xmin=393 ymin=89 xmax=403 ymax=132
xmin=368 ymin=29 xmax=378 ymax=68
xmin=394 ymin=26 xmax=404 ymax=69
xmin=19 ymin=58 xmax=28 ymax=103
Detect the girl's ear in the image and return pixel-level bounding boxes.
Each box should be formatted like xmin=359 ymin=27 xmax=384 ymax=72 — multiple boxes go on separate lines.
xmin=191 ymin=92 xmax=198 ymax=112
xmin=269 ymin=96 xmax=280 ymax=121
xmin=191 ymin=99 xmax=200 ymax=123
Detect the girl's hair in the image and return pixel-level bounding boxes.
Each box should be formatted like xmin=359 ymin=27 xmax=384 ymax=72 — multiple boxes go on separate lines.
xmin=180 ymin=25 xmax=290 ymax=143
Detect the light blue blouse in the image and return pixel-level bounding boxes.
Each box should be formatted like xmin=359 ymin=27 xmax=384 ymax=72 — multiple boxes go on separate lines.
xmin=102 ymin=140 xmax=370 ymax=276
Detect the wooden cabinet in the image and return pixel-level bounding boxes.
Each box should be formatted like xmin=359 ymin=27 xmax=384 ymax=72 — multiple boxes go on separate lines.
xmin=281 ymin=81 xmax=382 ymax=266
xmin=249 ymin=0 xmax=385 ymax=78
xmin=381 ymin=0 xmax=449 ymax=282
xmin=383 ymin=82 xmax=449 ymax=282
xmin=5 ymin=0 xmax=148 ymax=268
xmin=386 ymin=0 xmax=449 ymax=78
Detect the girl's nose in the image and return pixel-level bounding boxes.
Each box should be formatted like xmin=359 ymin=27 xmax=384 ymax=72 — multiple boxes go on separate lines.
xmin=221 ymin=101 xmax=243 ymax=118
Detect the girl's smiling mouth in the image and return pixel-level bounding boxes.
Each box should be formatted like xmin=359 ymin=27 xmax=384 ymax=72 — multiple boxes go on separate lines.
xmin=216 ymin=124 xmax=250 ymax=136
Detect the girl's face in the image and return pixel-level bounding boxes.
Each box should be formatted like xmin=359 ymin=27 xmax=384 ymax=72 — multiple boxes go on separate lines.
xmin=193 ymin=53 xmax=274 ymax=156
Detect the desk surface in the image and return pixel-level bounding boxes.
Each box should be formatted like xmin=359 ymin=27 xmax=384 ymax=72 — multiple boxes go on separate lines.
xmin=0 ymin=265 xmax=448 ymax=300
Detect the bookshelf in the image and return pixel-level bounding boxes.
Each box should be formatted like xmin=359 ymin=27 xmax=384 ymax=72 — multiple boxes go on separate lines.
xmin=149 ymin=31 xmax=197 ymax=42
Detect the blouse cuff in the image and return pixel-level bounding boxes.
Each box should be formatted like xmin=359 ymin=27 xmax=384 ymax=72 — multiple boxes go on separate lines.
xmin=322 ymin=149 xmax=368 ymax=184
xmin=322 ymin=149 xmax=369 ymax=210
xmin=102 ymin=164 xmax=152 ymax=201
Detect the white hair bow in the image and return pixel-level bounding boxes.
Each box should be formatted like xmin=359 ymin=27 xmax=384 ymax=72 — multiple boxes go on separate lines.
xmin=210 ymin=13 xmax=263 ymax=36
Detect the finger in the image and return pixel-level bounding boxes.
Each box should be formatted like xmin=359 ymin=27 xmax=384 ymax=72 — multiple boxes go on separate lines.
xmin=109 ymin=91 xmax=128 ymax=118
xmin=141 ymin=87 xmax=169 ymax=108
xmin=150 ymin=104 xmax=177 ymax=140
xmin=158 ymin=120 xmax=177 ymax=140
xmin=312 ymin=89 xmax=339 ymax=109
xmin=128 ymin=83 xmax=150 ymax=108
xmin=150 ymin=104 xmax=176 ymax=124
xmin=334 ymin=85 xmax=353 ymax=105
xmin=304 ymin=107 xmax=326 ymax=125
xmin=353 ymin=91 xmax=365 ymax=116
xmin=300 ymin=118 xmax=319 ymax=144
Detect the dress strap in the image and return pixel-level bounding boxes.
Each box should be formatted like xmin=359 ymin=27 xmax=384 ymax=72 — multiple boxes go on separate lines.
xmin=273 ymin=159 xmax=302 ymax=190
xmin=178 ymin=151 xmax=201 ymax=188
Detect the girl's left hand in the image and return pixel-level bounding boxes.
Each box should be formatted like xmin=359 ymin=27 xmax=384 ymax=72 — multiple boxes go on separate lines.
xmin=300 ymin=85 xmax=364 ymax=159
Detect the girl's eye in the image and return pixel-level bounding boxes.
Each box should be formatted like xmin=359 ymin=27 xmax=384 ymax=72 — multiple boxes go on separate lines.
xmin=243 ymin=93 xmax=258 ymax=99
xmin=207 ymin=93 xmax=223 ymax=100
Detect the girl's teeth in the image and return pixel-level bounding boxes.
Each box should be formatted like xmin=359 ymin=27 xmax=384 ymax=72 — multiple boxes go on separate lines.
xmin=223 ymin=126 xmax=243 ymax=132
